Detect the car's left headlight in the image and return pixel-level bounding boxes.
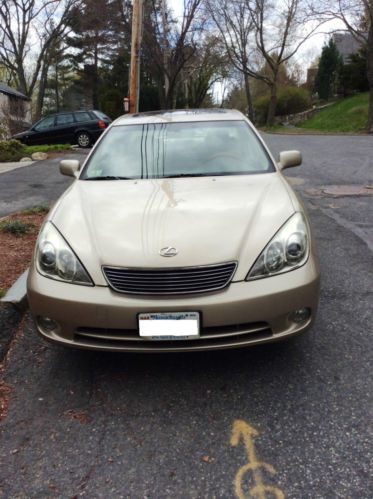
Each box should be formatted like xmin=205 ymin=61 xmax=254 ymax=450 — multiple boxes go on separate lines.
xmin=36 ymin=222 xmax=93 ymax=286
xmin=246 ymin=212 xmax=309 ymax=280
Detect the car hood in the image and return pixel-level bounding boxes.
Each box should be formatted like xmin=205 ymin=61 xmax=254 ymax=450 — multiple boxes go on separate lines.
xmin=12 ymin=131 xmax=30 ymax=139
xmin=51 ymin=174 xmax=295 ymax=284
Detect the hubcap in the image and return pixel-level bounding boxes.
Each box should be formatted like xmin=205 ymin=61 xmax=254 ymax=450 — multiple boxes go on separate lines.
xmin=78 ymin=134 xmax=90 ymax=147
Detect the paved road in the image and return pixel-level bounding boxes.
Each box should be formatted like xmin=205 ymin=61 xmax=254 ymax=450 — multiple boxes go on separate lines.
xmin=0 ymin=150 xmax=88 ymax=217
xmin=0 ymin=134 xmax=372 ymax=498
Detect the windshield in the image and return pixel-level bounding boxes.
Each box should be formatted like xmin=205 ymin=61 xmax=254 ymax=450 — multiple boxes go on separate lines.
xmin=81 ymin=120 xmax=275 ymax=180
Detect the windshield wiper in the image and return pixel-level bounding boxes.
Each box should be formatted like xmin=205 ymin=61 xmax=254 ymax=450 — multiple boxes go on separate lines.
xmin=165 ymin=173 xmax=211 ymax=178
xmin=85 ymin=175 xmax=132 ymax=180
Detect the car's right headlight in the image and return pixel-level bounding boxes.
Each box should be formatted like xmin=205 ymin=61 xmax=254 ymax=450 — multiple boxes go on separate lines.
xmin=246 ymin=212 xmax=310 ymax=280
xmin=36 ymin=222 xmax=93 ymax=286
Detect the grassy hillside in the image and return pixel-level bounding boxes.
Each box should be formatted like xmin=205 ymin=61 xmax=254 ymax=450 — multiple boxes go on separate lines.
xmin=300 ymin=93 xmax=369 ymax=133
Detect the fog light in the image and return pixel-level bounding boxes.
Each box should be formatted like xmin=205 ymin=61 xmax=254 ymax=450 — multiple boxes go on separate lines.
xmin=290 ymin=308 xmax=311 ymax=324
xmin=37 ymin=316 xmax=58 ymax=332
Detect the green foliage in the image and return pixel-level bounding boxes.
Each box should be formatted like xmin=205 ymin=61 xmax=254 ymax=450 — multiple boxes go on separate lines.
xmin=24 ymin=144 xmax=71 ymax=155
xmin=0 ymin=141 xmax=71 ymax=162
xmin=315 ymin=39 xmax=343 ymax=100
xmin=253 ymin=87 xmax=311 ymax=124
xmin=0 ymin=140 xmax=25 ymax=162
xmin=21 ymin=205 xmax=50 ymax=215
xmin=341 ymin=48 xmax=369 ymax=95
xmin=225 ymin=86 xmax=248 ymax=113
xmin=300 ymin=93 xmax=369 ymax=132
xmin=0 ymin=288 xmax=5 ymax=298
xmin=0 ymin=220 xmax=34 ymax=236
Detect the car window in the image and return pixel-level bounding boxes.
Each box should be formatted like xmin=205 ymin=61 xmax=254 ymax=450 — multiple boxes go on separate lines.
xmin=56 ymin=113 xmax=74 ymax=125
xmin=74 ymin=112 xmax=92 ymax=123
xmin=34 ymin=116 xmax=55 ymax=131
xmin=93 ymin=110 xmax=110 ymax=120
xmin=82 ymin=121 xmax=275 ymax=179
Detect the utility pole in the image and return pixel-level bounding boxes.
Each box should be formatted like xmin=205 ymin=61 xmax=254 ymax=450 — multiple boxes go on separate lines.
xmin=129 ymin=0 xmax=144 ymax=113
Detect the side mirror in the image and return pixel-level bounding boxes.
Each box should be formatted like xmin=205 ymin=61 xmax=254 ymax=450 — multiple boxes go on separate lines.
xmin=278 ymin=150 xmax=302 ymax=171
xmin=60 ymin=159 xmax=80 ymax=178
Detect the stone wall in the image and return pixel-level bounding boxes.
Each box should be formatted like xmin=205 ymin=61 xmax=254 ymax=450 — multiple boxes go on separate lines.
xmin=274 ymin=104 xmax=331 ymax=126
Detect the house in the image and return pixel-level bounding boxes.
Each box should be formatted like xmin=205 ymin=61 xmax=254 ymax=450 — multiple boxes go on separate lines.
xmin=0 ymin=82 xmax=32 ymax=136
xmin=332 ymin=32 xmax=366 ymax=63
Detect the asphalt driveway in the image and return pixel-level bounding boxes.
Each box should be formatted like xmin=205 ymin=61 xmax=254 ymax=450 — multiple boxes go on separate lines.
xmin=0 ymin=134 xmax=372 ymax=498
xmin=0 ymin=149 xmax=88 ymax=217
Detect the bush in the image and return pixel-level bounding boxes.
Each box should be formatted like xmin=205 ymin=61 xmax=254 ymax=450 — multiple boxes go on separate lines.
xmin=22 ymin=205 xmax=50 ymax=215
xmin=254 ymin=86 xmax=311 ymax=125
xmin=0 ymin=220 xmax=34 ymax=236
xmin=0 ymin=139 xmax=26 ymax=162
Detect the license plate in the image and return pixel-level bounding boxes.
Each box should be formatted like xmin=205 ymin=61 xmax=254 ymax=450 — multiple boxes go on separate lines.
xmin=139 ymin=312 xmax=200 ymax=340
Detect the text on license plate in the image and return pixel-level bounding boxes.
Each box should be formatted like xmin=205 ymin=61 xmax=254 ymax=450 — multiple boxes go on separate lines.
xmin=138 ymin=312 xmax=200 ymax=340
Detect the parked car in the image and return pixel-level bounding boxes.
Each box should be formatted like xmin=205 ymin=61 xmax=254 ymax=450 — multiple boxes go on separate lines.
xmin=27 ymin=109 xmax=320 ymax=352
xmin=12 ymin=110 xmax=111 ymax=147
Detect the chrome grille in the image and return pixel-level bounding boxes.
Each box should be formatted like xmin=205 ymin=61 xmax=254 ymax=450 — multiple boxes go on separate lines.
xmin=102 ymin=262 xmax=237 ymax=295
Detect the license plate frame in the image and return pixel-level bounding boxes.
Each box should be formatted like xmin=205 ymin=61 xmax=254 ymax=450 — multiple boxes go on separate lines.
xmin=138 ymin=312 xmax=200 ymax=341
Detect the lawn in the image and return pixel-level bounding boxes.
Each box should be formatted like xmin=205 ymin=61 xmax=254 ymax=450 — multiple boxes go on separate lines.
xmin=24 ymin=144 xmax=72 ymax=155
xmin=300 ymin=93 xmax=369 ymax=133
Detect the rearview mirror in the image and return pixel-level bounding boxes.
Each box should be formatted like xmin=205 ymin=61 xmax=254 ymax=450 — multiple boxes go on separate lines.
xmin=278 ymin=150 xmax=302 ymax=171
xmin=60 ymin=159 xmax=80 ymax=178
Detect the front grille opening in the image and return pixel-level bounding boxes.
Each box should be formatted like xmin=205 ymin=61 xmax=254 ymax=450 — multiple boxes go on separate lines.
xmin=102 ymin=262 xmax=237 ymax=295
xmin=74 ymin=329 xmax=273 ymax=350
xmin=74 ymin=322 xmax=273 ymax=350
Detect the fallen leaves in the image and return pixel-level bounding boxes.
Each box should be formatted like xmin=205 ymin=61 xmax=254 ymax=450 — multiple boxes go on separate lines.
xmin=0 ymin=211 xmax=46 ymax=291
xmin=64 ymin=409 xmax=91 ymax=424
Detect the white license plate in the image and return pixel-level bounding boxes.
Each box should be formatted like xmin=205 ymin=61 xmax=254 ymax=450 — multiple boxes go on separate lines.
xmin=139 ymin=312 xmax=200 ymax=340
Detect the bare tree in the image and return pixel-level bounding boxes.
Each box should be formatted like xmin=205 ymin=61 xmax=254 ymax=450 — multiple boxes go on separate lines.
xmin=182 ymin=35 xmax=228 ymax=108
xmin=0 ymin=0 xmax=80 ymax=117
xmin=208 ymin=0 xmax=321 ymax=125
xmin=206 ymin=0 xmax=257 ymax=120
xmin=311 ymin=0 xmax=373 ymax=133
xmin=143 ymin=0 xmax=205 ymax=109
xmin=248 ymin=0 xmax=324 ymax=126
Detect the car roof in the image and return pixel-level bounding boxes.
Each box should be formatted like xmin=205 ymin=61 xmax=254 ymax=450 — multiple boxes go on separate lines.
xmin=113 ymin=109 xmax=245 ymax=126
xmin=40 ymin=110 xmax=95 ymax=118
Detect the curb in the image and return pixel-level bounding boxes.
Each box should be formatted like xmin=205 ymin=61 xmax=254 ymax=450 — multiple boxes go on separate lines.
xmin=0 ymin=270 xmax=28 ymax=362
xmin=1 ymin=269 xmax=29 ymax=311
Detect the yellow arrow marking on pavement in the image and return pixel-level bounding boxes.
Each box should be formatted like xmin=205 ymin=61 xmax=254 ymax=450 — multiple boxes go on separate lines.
xmin=231 ymin=420 xmax=285 ymax=499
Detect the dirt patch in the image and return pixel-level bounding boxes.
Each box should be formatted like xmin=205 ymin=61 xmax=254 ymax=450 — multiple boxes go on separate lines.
xmin=0 ymin=211 xmax=46 ymax=291
xmin=46 ymin=150 xmax=74 ymax=160
xmin=0 ymin=380 xmax=12 ymax=421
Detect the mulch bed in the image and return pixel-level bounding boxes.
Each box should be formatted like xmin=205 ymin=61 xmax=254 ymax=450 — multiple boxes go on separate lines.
xmin=0 ymin=212 xmax=46 ymax=292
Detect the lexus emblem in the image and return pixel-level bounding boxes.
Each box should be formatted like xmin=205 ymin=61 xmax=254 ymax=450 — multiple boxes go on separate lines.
xmin=160 ymin=246 xmax=178 ymax=257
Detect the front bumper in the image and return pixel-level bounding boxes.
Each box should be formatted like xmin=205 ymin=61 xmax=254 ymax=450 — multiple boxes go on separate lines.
xmin=27 ymin=258 xmax=320 ymax=352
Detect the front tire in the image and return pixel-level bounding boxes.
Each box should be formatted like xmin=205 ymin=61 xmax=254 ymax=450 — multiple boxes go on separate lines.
xmin=76 ymin=131 xmax=91 ymax=148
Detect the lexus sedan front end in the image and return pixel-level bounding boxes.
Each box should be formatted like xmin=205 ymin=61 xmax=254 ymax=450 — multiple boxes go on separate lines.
xmin=27 ymin=109 xmax=320 ymax=352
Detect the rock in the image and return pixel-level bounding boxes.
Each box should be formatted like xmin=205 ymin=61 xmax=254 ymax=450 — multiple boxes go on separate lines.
xmin=31 ymin=151 xmax=48 ymax=160
xmin=19 ymin=157 xmax=32 ymax=162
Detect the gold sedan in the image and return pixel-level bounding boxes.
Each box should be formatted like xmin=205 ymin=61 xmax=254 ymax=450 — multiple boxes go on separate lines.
xmin=27 ymin=110 xmax=320 ymax=352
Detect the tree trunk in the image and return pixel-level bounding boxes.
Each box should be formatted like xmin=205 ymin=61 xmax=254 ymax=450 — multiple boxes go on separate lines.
xmin=266 ymin=82 xmax=278 ymax=127
xmin=35 ymin=60 xmax=49 ymax=120
xmin=55 ymin=61 xmax=60 ymax=112
xmin=244 ymin=73 xmax=254 ymax=122
xmin=92 ymin=43 xmax=99 ymax=109
xmin=367 ymin=24 xmax=373 ymax=134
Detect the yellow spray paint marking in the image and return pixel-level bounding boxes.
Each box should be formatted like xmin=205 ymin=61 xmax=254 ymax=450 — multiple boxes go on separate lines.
xmin=231 ymin=420 xmax=285 ymax=499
